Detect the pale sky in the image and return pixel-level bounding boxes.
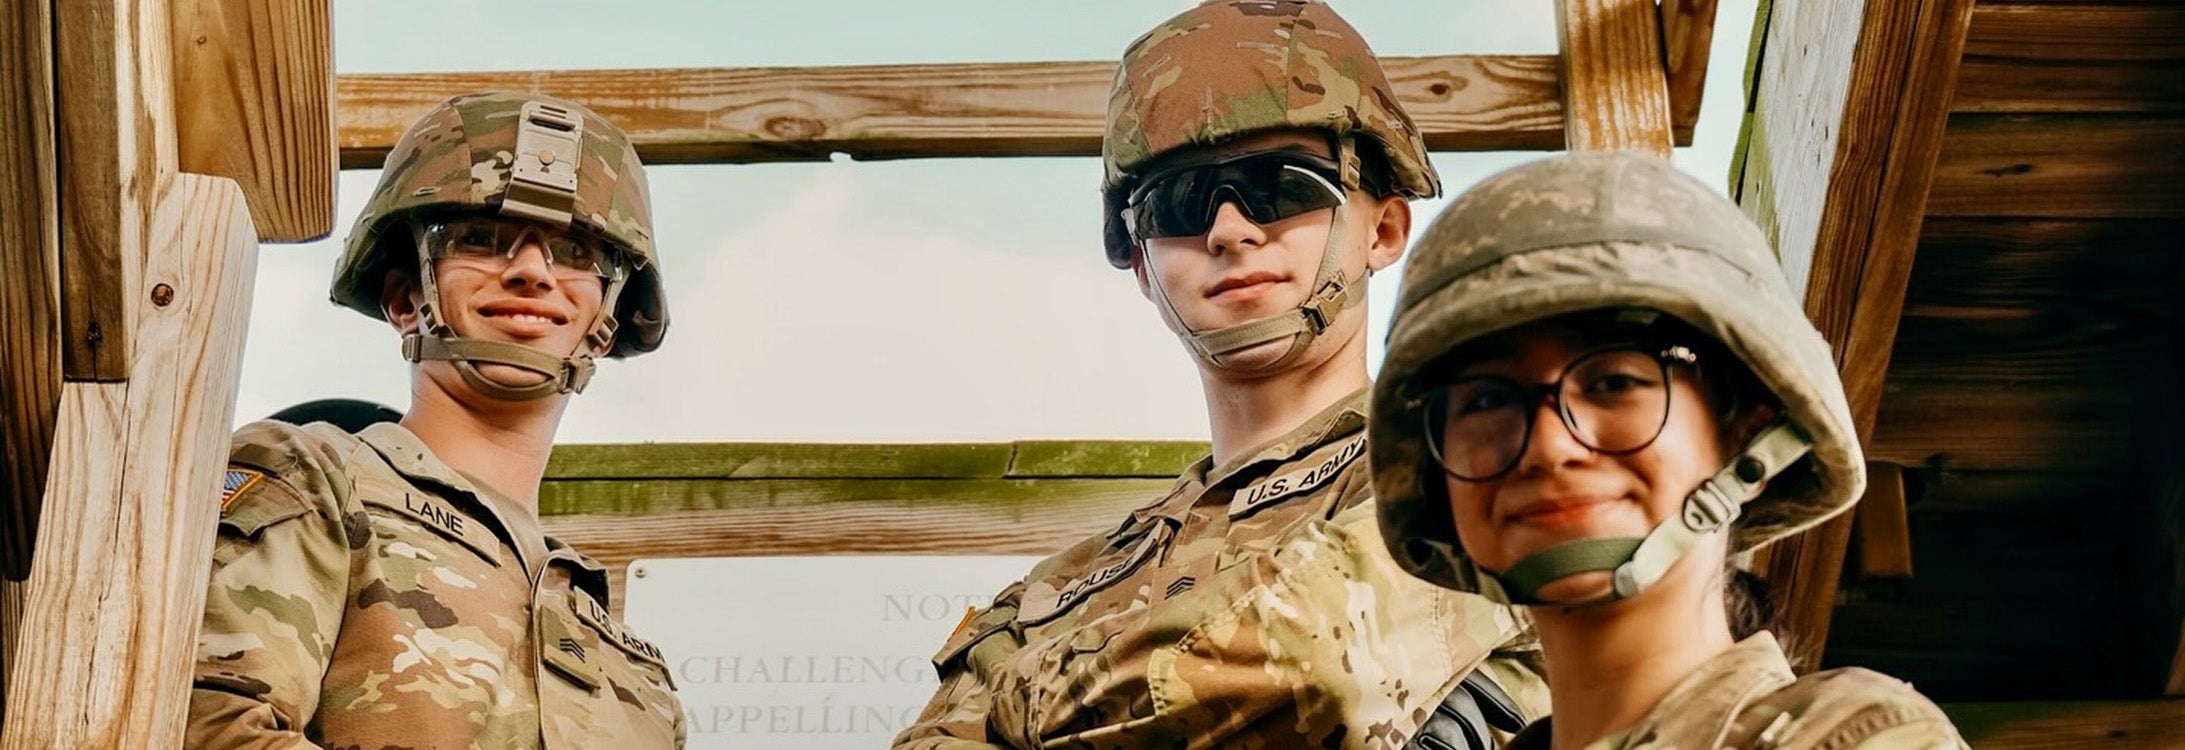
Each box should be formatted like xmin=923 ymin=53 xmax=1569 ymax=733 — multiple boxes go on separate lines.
xmin=235 ymin=0 xmax=1762 ymax=443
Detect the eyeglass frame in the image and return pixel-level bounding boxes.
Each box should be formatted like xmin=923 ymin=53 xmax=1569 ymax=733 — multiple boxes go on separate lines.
xmin=1414 ymin=344 xmax=1702 ymax=483
xmin=1119 ymin=150 xmax=1354 ymax=242
xmin=410 ymin=214 xmax=628 ymax=284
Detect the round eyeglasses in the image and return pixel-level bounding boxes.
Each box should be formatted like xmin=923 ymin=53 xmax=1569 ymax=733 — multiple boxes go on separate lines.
xmin=1417 ymin=346 xmax=1699 ymax=482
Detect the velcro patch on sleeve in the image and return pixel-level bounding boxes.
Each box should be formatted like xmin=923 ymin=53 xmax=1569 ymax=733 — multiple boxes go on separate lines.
xmin=220 ymin=468 xmax=265 ymax=513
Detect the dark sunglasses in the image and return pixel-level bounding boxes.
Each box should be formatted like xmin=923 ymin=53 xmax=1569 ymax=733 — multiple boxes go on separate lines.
xmin=1122 ymin=151 xmax=1350 ymax=241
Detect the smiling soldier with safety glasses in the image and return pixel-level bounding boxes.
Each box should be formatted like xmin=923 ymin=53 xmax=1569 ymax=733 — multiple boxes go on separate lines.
xmin=897 ymin=2 xmax=1548 ymax=748
xmin=187 ymin=93 xmax=684 ymax=749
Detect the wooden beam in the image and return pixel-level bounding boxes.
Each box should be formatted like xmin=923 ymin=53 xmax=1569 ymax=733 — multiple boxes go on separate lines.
xmin=1660 ymin=0 xmax=1722 ymax=142
xmin=1944 ymin=701 xmax=2185 ymax=749
xmin=1854 ymin=462 xmax=1913 ymax=578
xmin=1928 ymin=115 xmax=2185 ymax=219
xmin=0 ymin=174 xmax=257 ymax=749
xmin=1963 ymin=4 xmax=2185 ymax=62
xmin=53 ymin=0 xmax=178 ymax=380
xmin=1556 ymin=0 xmax=1673 ymax=155
xmin=0 ymin=0 xmax=58 ymax=583
xmin=1736 ymin=0 xmax=1977 ymax=672
xmin=546 ymin=439 xmax=1204 ymax=482
xmin=1870 ymin=380 xmax=2133 ymax=473
xmin=170 ymin=0 xmax=335 ymax=242
xmin=540 ymin=477 xmax=1167 ymax=616
xmin=336 ymin=55 xmax=1574 ymax=168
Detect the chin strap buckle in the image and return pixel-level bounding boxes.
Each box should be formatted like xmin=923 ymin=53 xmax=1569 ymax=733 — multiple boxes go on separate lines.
xmin=1681 ymin=478 xmax=1744 ymax=533
xmin=1299 ymin=280 xmax=1350 ymax=334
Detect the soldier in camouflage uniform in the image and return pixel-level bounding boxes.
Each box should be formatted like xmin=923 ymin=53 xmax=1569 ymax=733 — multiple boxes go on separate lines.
xmin=1371 ymin=152 xmax=1968 ymax=749
xmin=897 ymin=3 xmax=1547 ymax=747
xmin=186 ymin=92 xmax=685 ymax=749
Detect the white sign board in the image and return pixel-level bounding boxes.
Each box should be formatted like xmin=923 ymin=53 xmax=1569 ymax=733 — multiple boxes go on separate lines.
xmin=624 ymin=556 xmax=1043 ymax=748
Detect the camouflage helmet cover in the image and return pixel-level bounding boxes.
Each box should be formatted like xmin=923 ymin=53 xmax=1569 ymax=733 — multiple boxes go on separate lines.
xmin=333 ymin=91 xmax=667 ymax=358
xmin=1100 ymin=0 xmax=1440 ymax=268
xmin=1370 ymin=152 xmax=1866 ymax=593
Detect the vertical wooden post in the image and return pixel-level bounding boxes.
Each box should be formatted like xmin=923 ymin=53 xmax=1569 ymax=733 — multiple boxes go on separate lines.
xmin=1736 ymin=0 xmax=1977 ymax=671
xmin=1556 ymin=0 xmax=1674 ymax=155
xmin=172 ymin=0 xmax=336 ymax=242
xmin=1 ymin=0 xmax=60 ymax=585
xmin=0 ymin=174 xmax=258 ymax=749
xmin=54 ymin=0 xmax=178 ymax=380
xmin=1854 ymin=463 xmax=1915 ymax=579
xmin=1661 ymin=0 xmax=1723 ymax=142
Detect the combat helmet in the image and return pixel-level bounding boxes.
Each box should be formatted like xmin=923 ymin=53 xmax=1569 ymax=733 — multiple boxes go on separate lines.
xmin=333 ymin=91 xmax=668 ymax=400
xmin=1371 ymin=152 xmax=1866 ymax=605
xmin=1102 ymin=0 xmax=1439 ymax=372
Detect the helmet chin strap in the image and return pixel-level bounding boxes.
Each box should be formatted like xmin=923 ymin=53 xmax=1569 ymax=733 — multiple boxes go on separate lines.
xmin=400 ymin=231 xmax=628 ymax=402
xmin=1476 ymin=421 xmax=1815 ymax=607
xmin=1143 ymin=137 xmax=1366 ymax=376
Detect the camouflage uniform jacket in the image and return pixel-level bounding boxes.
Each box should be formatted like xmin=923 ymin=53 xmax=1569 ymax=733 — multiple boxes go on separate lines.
xmin=1506 ymin=632 xmax=1966 ymax=750
xmin=187 ymin=420 xmax=685 ymax=749
xmin=897 ymin=390 xmax=1548 ymax=749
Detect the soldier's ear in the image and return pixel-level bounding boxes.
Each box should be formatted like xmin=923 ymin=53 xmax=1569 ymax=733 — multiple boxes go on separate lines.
xmin=380 ymin=268 xmax=423 ymax=335
xmin=1365 ymin=194 xmax=1410 ymax=273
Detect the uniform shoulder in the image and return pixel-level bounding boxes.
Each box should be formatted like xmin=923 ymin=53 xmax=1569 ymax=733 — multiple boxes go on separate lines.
xmin=222 ymin=420 xmax=368 ymax=535
xmin=1747 ymin=666 xmax=1964 ymax=749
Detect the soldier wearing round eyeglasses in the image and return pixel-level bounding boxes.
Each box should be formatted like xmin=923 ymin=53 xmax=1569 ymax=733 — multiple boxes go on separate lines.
xmin=897 ymin=2 xmax=1548 ymax=748
xmin=1371 ymin=153 xmax=1967 ymax=749
xmin=186 ymin=92 xmax=684 ymax=749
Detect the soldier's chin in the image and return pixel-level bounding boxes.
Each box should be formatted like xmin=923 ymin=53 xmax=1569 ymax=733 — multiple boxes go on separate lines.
xmin=1534 ymin=572 xmax=1616 ymax=607
xmin=472 ymin=362 xmax=556 ymax=393
xmin=1204 ymin=335 xmax=1300 ymax=375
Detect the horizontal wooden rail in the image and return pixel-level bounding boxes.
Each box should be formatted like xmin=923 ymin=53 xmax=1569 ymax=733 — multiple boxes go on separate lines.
xmin=536 ymin=440 xmax=1204 ymax=615
xmin=336 ymin=54 xmax=1693 ymax=168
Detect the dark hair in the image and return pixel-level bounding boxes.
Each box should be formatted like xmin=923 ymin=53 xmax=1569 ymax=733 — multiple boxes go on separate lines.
xmin=1724 ymin=566 xmax=1774 ymax=640
xmin=1351 ymin=136 xmax=1398 ymax=198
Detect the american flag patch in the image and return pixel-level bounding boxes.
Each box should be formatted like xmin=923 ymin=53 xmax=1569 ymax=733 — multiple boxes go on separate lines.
xmin=221 ymin=468 xmax=263 ymax=511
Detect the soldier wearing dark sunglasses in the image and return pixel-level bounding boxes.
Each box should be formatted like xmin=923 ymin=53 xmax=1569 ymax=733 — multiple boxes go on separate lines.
xmin=898 ymin=2 xmax=1547 ymax=748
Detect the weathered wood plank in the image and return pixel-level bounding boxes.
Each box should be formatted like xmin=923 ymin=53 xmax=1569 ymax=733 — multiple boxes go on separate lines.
xmin=1732 ymin=0 xmax=1866 ymax=292
xmin=542 ymin=481 xmax=1161 ymax=616
xmin=54 ymin=0 xmax=177 ymax=380
xmin=547 ymin=442 xmax=1015 ymax=481
xmin=1005 ymin=440 xmax=1204 ymax=478
xmin=1956 ymin=5 xmax=2185 ymax=114
xmin=539 ymin=477 xmax=1172 ymax=517
xmin=337 ymin=55 xmax=1571 ymax=168
xmin=1954 ymin=57 xmax=2185 ymax=113
xmin=1928 ymin=115 xmax=2185 ymax=218
xmin=542 ymin=440 xmax=1208 ymax=482
xmin=1904 ymin=219 xmax=2183 ymax=310
xmin=171 ymin=0 xmax=335 ymax=242
xmin=1660 ymin=0 xmax=1721 ymax=141
xmin=1964 ymin=4 xmax=2185 ymax=62
xmin=1741 ymin=0 xmax=1977 ymax=673
xmin=1944 ymin=701 xmax=2185 ymax=749
xmin=0 ymin=174 xmax=257 ymax=749
xmin=0 ymin=0 xmax=58 ymax=583
xmin=1870 ymin=380 xmax=2134 ymax=472
xmin=1556 ymin=0 xmax=1673 ymax=155
xmin=1855 ymin=463 xmax=1913 ymax=578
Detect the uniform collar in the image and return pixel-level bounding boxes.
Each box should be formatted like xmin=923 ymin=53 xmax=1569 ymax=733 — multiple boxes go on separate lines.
xmin=356 ymin=422 xmax=551 ymax=575
xmin=1123 ymin=387 xmax=1370 ymax=532
xmin=1514 ymin=632 xmax=1798 ymax=750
